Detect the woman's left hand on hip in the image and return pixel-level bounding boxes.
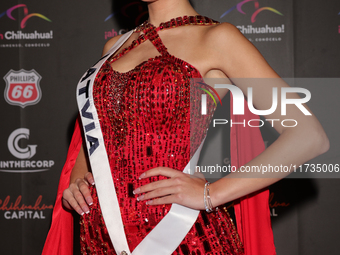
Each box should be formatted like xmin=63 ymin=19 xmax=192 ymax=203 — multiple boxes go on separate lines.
xmin=133 ymin=167 xmax=207 ymax=210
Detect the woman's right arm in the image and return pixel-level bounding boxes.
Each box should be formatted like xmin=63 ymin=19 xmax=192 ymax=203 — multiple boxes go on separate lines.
xmin=62 ymin=142 xmax=94 ymax=215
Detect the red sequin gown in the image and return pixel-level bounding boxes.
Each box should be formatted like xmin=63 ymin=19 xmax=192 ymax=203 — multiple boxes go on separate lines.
xmin=80 ymin=15 xmax=244 ymax=255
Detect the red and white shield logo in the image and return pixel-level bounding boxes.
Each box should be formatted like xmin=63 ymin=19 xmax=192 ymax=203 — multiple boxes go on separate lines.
xmin=3 ymin=69 xmax=42 ymax=108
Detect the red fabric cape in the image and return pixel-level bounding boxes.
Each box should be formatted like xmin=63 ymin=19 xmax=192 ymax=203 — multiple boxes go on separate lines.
xmin=231 ymin=97 xmax=276 ymax=255
xmin=42 ymin=98 xmax=276 ymax=254
xmin=42 ymin=117 xmax=82 ymax=255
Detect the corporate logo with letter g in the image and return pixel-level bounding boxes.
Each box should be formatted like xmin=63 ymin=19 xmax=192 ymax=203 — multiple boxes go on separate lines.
xmin=7 ymin=128 xmax=37 ymax=159
xmin=1 ymin=128 xmax=54 ymax=173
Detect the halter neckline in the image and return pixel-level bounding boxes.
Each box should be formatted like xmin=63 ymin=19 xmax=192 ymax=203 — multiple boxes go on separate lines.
xmin=134 ymin=15 xmax=219 ymax=33
xmin=108 ymin=15 xmax=219 ymax=70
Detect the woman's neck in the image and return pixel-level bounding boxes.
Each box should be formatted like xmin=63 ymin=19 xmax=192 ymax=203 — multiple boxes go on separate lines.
xmin=146 ymin=0 xmax=199 ymax=26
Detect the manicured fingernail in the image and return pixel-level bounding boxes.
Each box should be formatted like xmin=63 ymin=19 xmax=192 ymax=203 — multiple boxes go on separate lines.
xmin=146 ymin=200 xmax=153 ymax=205
xmin=90 ymin=178 xmax=95 ymax=185
xmin=83 ymin=206 xmax=90 ymax=214
xmin=137 ymin=195 xmax=144 ymax=201
xmin=79 ymin=211 xmax=84 ymax=216
xmin=139 ymin=173 xmax=145 ymax=180
xmin=86 ymin=197 xmax=93 ymax=205
xmin=133 ymin=188 xmax=140 ymax=194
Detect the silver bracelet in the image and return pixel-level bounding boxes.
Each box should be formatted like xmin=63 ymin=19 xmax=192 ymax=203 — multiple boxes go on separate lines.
xmin=207 ymin=185 xmax=214 ymax=212
xmin=204 ymin=182 xmax=214 ymax=213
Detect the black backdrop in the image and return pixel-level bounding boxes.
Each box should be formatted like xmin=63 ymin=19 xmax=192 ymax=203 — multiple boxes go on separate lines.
xmin=0 ymin=0 xmax=339 ymax=254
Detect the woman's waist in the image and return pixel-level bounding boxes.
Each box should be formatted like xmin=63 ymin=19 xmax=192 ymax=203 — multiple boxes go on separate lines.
xmin=109 ymin=155 xmax=189 ymax=179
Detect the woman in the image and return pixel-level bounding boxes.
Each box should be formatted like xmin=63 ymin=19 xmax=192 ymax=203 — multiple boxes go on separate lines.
xmin=43 ymin=0 xmax=329 ymax=254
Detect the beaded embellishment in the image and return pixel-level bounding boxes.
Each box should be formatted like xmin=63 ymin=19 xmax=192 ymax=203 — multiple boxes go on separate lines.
xmin=79 ymin=15 xmax=244 ymax=255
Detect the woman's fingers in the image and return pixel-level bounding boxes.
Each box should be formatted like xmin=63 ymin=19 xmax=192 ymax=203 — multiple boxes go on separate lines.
xmin=137 ymin=185 xmax=182 ymax=202
xmin=62 ymin=177 xmax=93 ymax=215
xmin=133 ymin=178 xmax=175 ymax=195
xmin=139 ymin=167 xmax=183 ymax=179
xmin=135 ymin=166 xmax=207 ymax=209
xmin=73 ymin=180 xmax=91 ymax=214
xmin=76 ymin=178 xmax=93 ymax=206
xmin=62 ymin=188 xmax=86 ymax=215
xmin=145 ymin=194 xmax=179 ymax=206
xmin=84 ymin=172 xmax=95 ymax=185
xmin=61 ymin=189 xmax=73 ymax=210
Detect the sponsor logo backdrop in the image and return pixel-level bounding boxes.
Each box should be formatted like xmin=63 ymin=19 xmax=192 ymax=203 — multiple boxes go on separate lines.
xmin=0 ymin=0 xmax=339 ymax=254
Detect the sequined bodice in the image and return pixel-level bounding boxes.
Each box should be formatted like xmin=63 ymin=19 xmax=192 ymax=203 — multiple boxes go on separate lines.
xmin=80 ymin=15 xmax=244 ymax=255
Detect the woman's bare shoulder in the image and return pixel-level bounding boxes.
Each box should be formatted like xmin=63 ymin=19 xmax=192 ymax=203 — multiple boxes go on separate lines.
xmin=209 ymin=21 xmax=239 ymax=32
xmin=204 ymin=21 xmax=278 ymax=78
xmin=205 ymin=22 xmax=249 ymax=49
xmin=101 ymin=34 xmax=125 ymax=56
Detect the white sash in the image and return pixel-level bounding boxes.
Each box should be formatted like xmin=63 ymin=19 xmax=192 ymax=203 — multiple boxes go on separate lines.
xmin=76 ymin=29 xmax=205 ymax=255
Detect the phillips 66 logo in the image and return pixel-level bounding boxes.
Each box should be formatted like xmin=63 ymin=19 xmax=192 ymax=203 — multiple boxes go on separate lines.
xmin=3 ymin=69 xmax=42 ymax=108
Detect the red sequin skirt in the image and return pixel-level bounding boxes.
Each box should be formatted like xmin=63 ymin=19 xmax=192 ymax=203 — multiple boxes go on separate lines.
xmin=80 ymin=185 xmax=244 ymax=255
